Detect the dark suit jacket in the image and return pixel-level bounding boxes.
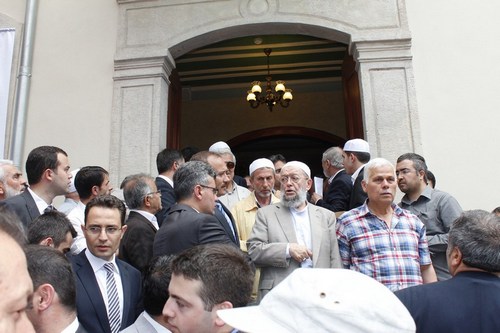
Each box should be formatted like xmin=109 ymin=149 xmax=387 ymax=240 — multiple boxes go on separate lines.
xmin=233 ymin=175 xmax=248 ymax=188
xmin=154 ymin=177 xmax=176 ymax=225
xmin=316 ymin=170 xmax=353 ymax=212
xmin=395 ymin=271 xmax=500 ymax=333
xmin=214 ymin=200 xmax=240 ymax=247
xmin=119 ymin=211 xmax=157 ymax=272
xmin=70 ymin=250 xmax=143 ymax=333
xmin=75 ymin=324 xmax=88 ymax=333
xmin=153 ymin=203 xmax=234 ymax=257
xmin=2 ymin=190 xmax=40 ymax=228
xmin=349 ymin=167 xmax=367 ymax=210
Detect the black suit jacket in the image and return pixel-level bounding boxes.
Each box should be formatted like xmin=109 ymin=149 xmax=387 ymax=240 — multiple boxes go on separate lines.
xmin=349 ymin=167 xmax=367 ymax=210
xmin=395 ymin=271 xmax=500 ymax=333
xmin=154 ymin=177 xmax=176 ymax=225
xmin=316 ymin=170 xmax=353 ymax=212
xmin=153 ymin=203 xmax=234 ymax=257
xmin=214 ymin=200 xmax=240 ymax=247
xmin=119 ymin=211 xmax=157 ymax=272
xmin=2 ymin=190 xmax=40 ymax=228
xmin=70 ymin=250 xmax=143 ymax=333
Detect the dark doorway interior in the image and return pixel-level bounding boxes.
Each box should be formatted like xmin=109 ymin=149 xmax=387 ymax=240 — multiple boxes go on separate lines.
xmin=231 ymin=135 xmax=345 ymax=179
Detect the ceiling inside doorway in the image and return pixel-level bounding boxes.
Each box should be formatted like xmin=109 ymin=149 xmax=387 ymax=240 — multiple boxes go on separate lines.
xmin=175 ymin=35 xmax=348 ymax=96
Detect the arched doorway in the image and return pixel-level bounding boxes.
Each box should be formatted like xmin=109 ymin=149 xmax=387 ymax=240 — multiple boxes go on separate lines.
xmin=110 ymin=2 xmax=421 ymax=184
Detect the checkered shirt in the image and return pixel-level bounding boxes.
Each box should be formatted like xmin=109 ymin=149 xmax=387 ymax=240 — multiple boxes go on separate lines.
xmin=336 ymin=202 xmax=431 ymax=291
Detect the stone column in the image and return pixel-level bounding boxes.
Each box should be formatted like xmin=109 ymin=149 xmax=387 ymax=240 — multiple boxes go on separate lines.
xmin=351 ymin=39 xmax=422 ymax=162
xmin=109 ymin=54 xmax=175 ymax=186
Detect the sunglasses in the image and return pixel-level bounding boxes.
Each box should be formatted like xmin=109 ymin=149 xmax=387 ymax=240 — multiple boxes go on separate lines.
xmin=226 ymin=161 xmax=235 ymax=169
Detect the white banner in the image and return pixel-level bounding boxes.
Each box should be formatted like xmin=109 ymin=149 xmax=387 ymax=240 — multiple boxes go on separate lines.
xmin=0 ymin=28 xmax=15 ymax=158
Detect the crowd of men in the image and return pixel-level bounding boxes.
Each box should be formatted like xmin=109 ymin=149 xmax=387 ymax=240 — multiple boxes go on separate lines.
xmin=0 ymin=140 xmax=498 ymax=333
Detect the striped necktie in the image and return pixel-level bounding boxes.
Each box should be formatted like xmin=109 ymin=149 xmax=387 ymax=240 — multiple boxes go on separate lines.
xmin=104 ymin=263 xmax=121 ymax=333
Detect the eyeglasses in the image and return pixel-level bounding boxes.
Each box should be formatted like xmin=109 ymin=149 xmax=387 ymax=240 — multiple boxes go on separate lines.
xmin=199 ymin=184 xmax=218 ymax=195
xmin=145 ymin=190 xmax=161 ymax=197
xmin=226 ymin=161 xmax=235 ymax=169
xmin=280 ymin=175 xmax=305 ymax=184
xmin=86 ymin=226 xmax=122 ymax=235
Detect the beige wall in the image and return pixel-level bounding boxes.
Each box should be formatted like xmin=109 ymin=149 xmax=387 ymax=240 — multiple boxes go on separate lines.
xmin=0 ymin=0 xmax=118 ymax=182
xmin=406 ymin=1 xmax=500 ymax=211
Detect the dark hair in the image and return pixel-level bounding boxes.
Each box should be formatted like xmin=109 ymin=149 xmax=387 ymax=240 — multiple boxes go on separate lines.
xmin=173 ymin=161 xmax=215 ymax=202
xmin=122 ymin=173 xmax=155 ymax=209
xmin=84 ymin=195 xmax=126 ymax=226
xmin=74 ymin=166 xmax=108 ymax=200
xmin=426 ymin=170 xmax=436 ymax=188
xmin=449 ymin=210 xmax=500 ymax=272
xmin=171 ymin=244 xmax=253 ymax=310
xmin=156 ymin=149 xmax=184 ymax=174
xmin=143 ymin=255 xmax=174 ymax=316
xmin=492 ymin=207 xmax=500 ymax=215
xmin=25 ymin=245 xmax=76 ymax=311
xmin=348 ymin=151 xmax=371 ymax=164
xmin=25 ymin=146 xmax=67 ymax=185
xmin=0 ymin=204 xmax=27 ymax=244
xmin=268 ymin=154 xmax=286 ymax=164
xmin=181 ymin=146 xmax=200 ymax=162
xmin=28 ymin=211 xmax=76 ymax=247
xmin=396 ymin=153 xmax=428 ymax=182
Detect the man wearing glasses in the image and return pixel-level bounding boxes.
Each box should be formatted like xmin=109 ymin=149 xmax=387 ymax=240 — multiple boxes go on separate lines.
xmin=119 ymin=174 xmax=162 ymax=272
xmin=247 ymin=161 xmax=342 ymax=302
xmin=208 ymin=141 xmax=250 ymax=210
xmin=153 ymin=161 xmax=234 ymax=257
xmin=70 ymin=195 xmax=143 ymax=333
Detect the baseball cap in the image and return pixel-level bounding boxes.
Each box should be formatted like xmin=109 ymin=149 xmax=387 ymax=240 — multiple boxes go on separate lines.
xmin=218 ymin=268 xmax=416 ymax=333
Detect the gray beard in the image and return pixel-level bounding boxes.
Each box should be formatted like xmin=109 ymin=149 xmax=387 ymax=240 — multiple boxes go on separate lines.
xmin=281 ymin=189 xmax=307 ymax=208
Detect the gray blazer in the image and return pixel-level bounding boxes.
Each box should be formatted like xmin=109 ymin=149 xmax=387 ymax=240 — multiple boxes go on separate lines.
xmin=247 ymin=202 xmax=342 ymax=300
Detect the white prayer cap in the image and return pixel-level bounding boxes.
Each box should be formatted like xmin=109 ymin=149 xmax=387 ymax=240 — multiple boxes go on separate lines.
xmin=218 ymin=268 xmax=416 ymax=333
xmin=209 ymin=141 xmax=231 ymax=152
xmin=282 ymin=161 xmax=311 ymax=178
xmin=343 ymin=138 xmax=370 ymax=153
xmin=68 ymin=168 xmax=80 ymax=193
xmin=249 ymin=158 xmax=275 ymax=176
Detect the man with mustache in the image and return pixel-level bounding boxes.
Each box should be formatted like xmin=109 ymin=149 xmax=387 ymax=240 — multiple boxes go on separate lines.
xmin=247 ymin=161 xmax=342 ymax=301
xmin=336 ymin=158 xmax=437 ymax=291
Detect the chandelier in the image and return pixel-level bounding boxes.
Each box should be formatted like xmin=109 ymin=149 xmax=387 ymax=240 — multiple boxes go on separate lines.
xmin=246 ymin=48 xmax=293 ymax=112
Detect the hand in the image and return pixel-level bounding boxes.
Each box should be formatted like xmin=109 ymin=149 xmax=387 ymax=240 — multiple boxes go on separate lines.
xmin=310 ymin=192 xmax=322 ymax=204
xmin=289 ymin=243 xmax=313 ymax=263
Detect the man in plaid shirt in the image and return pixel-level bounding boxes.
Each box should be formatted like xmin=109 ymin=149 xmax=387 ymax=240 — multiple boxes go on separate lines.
xmin=336 ymin=158 xmax=437 ymax=291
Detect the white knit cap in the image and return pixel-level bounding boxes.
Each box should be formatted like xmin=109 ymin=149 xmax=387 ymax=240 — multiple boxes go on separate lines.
xmin=218 ymin=268 xmax=416 ymax=333
xmin=68 ymin=168 xmax=80 ymax=193
xmin=343 ymin=138 xmax=370 ymax=153
xmin=249 ymin=158 xmax=275 ymax=176
xmin=209 ymin=141 xmax=231 ymax=152
xmin=282 ymin=161 xmax=311 ymax=178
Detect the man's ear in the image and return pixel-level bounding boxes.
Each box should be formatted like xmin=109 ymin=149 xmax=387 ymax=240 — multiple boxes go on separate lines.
xmin=35 ymin=284 xmax=56 ymax=311
xmin=213 ymin=301 xmax=233 ymax=327
xmin=361 ymin=179 xmax=367 ymax=193
xmin=448 ymin=246 xmax=462 ymax=275
xmin=39 ymin=237 xmax=54 ymax=248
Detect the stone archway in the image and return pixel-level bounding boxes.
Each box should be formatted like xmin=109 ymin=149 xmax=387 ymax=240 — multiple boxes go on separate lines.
xmin=110 ymin=0 xmax=421 ymax=185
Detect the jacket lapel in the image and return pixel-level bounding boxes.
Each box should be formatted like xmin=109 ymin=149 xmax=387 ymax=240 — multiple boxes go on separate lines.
xmin=74 ymin=252 xmax=111 ymax=332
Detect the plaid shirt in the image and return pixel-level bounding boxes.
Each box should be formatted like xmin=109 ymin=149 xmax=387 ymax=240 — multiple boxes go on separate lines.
xmin=336 ymin=202 xmax=431 ymax=291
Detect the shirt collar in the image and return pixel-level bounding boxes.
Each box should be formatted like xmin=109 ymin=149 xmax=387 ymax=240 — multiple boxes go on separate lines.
xmin=351 ymin=165 xmax=365 ymax=183
xmin=130 ymin=209 xmax=159 ymax=230
xmin=60 ymin=317 xmax=80 ymax=333
xmin=158 ymin=175 xmax=174 ymax=187
xmin=143 ymin=311 xmax=172 ymax=333
xmin=328 ymin=168 xmax=344 ymax=183
xmin=27 ymin=187 xmax=51 ymax=214
xmin=84 ymin=249 xmax=117 ymax=274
